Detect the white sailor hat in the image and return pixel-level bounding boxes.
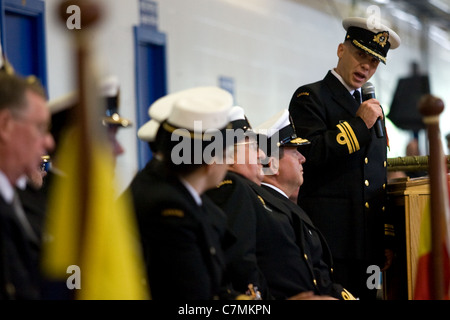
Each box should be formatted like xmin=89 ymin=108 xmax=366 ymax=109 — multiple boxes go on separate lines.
xmin=100 ymin=75 xmax=132 ymax=128
xmin=228 ymin=106 xmax=252 ymax=132
xmin=254 ymin=109 xmax=309 ymax=156
xmin=160 ymin=86 xmax=232 ymax=138
xmin=48 ymin=91 xmax=77 ymax=114
xmin=48 ymin=76 xmax=132 ymax=127
xmin=138 ymin=86 xmax=232 ymax=143
xmin=343 ymin=17 xmax=401 ymax=64
xmin=137 ymin=119 xmax=160 ymax=143
xmin=227 ymin=105 xmax=256 ymax=145
xmin=155 ymin=86 xmax=234 ymax=165
xmin=137 ymin=95 xmax=174 ymax=143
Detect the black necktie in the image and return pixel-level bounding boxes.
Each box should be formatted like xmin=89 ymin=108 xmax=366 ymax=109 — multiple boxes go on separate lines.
xmin=353 ymin=90 xmax=361 ymax=104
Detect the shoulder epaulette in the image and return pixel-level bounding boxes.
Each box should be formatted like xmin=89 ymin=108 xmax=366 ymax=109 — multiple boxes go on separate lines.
xmin=216 ymin=179 xmax=233 ymax=188
xmin=296 ymin=91 xmax=310 ymax=98
xmin=161 ymin=209 xmax=184 ymax=218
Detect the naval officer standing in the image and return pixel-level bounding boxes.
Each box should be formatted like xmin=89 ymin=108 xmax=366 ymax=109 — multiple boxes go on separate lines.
xmin=288 ymin=17 xmax=400 ymax=299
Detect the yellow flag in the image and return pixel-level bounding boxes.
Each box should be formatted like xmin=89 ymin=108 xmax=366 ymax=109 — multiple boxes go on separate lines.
xmin=41 ymin=127 xmax=150 ymax=299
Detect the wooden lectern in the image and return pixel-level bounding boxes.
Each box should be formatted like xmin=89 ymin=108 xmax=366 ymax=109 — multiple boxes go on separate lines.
xmin=385 ymin=174 xmax=450 ymax=299
xmin=386 ymin=176 xmax=430 ymax=299
xmin=385 ymin=94 xmax=449 ymax=300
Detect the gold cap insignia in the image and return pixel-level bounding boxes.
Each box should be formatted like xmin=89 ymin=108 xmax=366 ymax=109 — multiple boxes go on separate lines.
xmin=373 ymin=31 xmax=389 ymax=48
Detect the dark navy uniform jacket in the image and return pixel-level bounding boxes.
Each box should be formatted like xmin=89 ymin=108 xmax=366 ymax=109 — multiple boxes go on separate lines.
xmin=206 ymin=171 xmax=270 ymax=298
xmin=127 ymin=159 xmax=232 ymax=300
xmin=288 ymin=71 xmax=393 ymax=265
xmin=0 ymin=195 xmax=41 ymax=299
xmin=207 ymin=171 xmax=348 ymax=300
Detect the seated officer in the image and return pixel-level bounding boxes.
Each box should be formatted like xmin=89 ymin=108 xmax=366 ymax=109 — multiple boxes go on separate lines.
xmin=250 ymin=109 xmax=354 ymax=300
xmin=18 ymin=76 xmax=132 ymax=300
xmin=34 ymin=76 xmax=131 ymax=218
xmin=99 ymin=76 xmax=132 ymax=161
xmin=206 ymin=106 xmax=268 ymax=298
xmin=48 ymin=75 xmax=131 ymax=169
xmin=206 ymin=108 xmax=346 ymax=300
xmin=127 ymin=87 xmax=254 ymax=300
xmin=21 ymin=75 xmax=131 ymax=226
xmin=0 ymin=72 xmax=54 ymax=299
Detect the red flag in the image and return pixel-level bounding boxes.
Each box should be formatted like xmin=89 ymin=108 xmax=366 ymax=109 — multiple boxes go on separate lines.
xmin=414 ymin=179 xmax=450 ymax=300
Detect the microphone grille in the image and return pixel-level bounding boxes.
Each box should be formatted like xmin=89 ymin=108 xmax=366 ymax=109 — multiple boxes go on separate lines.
xmin=362 ymin=82 xmax=375 ymax=94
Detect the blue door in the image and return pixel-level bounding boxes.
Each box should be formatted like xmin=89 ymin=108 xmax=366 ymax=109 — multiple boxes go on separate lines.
xmin=134 ymin=26 xmax=167 ymax=169
xmin=0 ymin=0 xmax=47 ymax=90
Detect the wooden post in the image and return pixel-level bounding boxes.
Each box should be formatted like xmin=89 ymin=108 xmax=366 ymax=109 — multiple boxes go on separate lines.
xmin=57 ymin=0 xmax=103 ymax=275
xmin=419 ymin=94 xmax=448 ymax=300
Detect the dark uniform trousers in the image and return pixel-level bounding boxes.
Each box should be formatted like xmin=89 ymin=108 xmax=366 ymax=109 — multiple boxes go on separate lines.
xmin=207 ymin=171 xmax=348 ymax=300
xmin=126 ymin=159 xmax=235 ymax=300
xmin=289 ymin=71 xmax=394 ymax=299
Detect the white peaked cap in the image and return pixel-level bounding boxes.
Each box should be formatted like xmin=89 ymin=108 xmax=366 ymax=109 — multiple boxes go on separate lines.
xmin=48 ymin=76 xmax=121 ymax=115
xmin=342 ymin=17 xmax=401 ymax=49
xmin=254 ymin=109 xmax=309 ymax=152
xmin=228 ymin=106 xmax=246 ymax=122
xmin=48 ymin=91 xmax=78 ymax=114
xmin=100 ymin=75 xmax=120 ymax=97
xmin=138 ymin=86 xmax=233 ymax=142
xmin=167 ymin=86 xmax=232 ymax=132
xmin=137 ymin=119 xmax=160 ymax=142
xmin=254 ymin=109 xmax=290 ymax=138
xmin=138 ymin=92 xmax=174 ymax=142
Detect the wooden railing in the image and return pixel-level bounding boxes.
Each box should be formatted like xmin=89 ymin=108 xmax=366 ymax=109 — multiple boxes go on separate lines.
xmin=387 ymin=155 xmax=450 ymax=172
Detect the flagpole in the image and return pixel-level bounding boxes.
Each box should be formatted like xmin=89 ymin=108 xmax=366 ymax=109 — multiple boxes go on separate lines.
xmin=57 ymin=0 xmax=102 ymax=278
xmin=419 ymin=94 xmax=447 ymax=300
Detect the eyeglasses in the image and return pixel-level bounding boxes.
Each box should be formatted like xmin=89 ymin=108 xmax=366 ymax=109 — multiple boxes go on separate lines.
xmin=235 ymin=140 xmax=257 ymax=146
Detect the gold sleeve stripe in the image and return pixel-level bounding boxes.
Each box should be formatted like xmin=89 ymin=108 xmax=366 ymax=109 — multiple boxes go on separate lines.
xmin=336 ymin=121 xmax=360 ymax=154
xmin=341 ymin=121 xmax=360 ymax=151
xmin=336 ymin=123 xmax=354 ymax=153
xmin=385 ymin=224 xmax=395 ymax=236
xmin=342 ymin=288 xmax=357 ymax=300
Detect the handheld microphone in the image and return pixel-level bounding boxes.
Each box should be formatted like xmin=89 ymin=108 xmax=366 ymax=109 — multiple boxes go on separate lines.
xmin=362 ymin=82 xmax=384 ymax=139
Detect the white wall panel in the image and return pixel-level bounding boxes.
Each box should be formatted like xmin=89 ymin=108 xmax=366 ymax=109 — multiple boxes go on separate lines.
xmin=43 ymin=0 xmax=450 ymax=191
